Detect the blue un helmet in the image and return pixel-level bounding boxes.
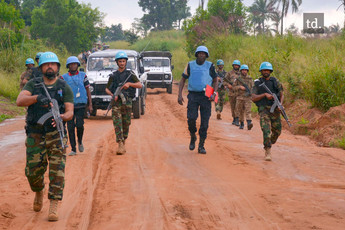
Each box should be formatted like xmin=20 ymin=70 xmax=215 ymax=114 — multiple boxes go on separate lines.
xmin=216 ymin=59 xmax=224 ymax=66
xmin=66 ymin=56 xmax=80 ymax=68
xmin=35 ymin=52 xmax=43 ymax=60
xmin=259 ymin=62 xmax=273 ymax=72
xmin=195 ymin=46 xmax=209 ymax=58
xmin=240 ymin=64 xmax=249 ymax=71
xmin=232 ymin=60 xmax=241 ymax=66
xmin=25 ymin=58 xmax=35 ymax=65
xmin=39 ymin=52 xmax=60 ymax=67
xmin=115 ymin=51 xmax=128 ymax=61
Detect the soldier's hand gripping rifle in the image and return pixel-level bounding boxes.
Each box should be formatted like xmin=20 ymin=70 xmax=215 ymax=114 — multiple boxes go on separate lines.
xmin=236 ymin=77 xmax=252 ymax=97
xmin=37 ymin=83 xmax=65 ymax=149
xmin=259 ymin=82 xmax=292 ymax=127
xmin=104 ymin=73 xmax=132 ymax=117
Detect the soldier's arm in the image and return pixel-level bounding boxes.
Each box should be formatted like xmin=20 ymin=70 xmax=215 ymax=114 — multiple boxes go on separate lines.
xmin=61 ymin=102 xmax=74 ymax=121
xmin=16 ymin=90 xmax=39 ymax=107
xmin=251 ymin=83 xmax=270 ymax=102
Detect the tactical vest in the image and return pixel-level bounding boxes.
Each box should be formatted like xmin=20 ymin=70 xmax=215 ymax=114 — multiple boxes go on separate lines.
xmin=110 ymin=70 xmax=136 ymax=99
xmin=26 ymin=78 xmax=66 ymax=128
xmin=254 ymin=77 xmax=280 ymax=107
xmin=217 ymin=70 xmax=226 ymax=79
xmin=62 ymin=72 xmax=87 ymax=104
xmin=188 ymin=60 xmax=213 ymax=92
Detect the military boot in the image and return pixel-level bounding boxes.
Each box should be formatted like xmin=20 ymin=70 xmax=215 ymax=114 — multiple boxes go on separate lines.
xmin=216 ymin=111 xmax=221 ymax=120
xmin=33 ymin=189 xmax=44 ymax=212
xmin=232 ymin=118 xmax=236 ymax=125
xmin=265 ymin=148 xmax=272 ymax=161
xmin=198 ymin=138 xmax=206 ymax=154
xmin=48 ymin=200 xmax=59 ymax=221
xmin=116 ymin=141 xmax=126 ymax=155
xmin=189 ymin=133 xmax=197 ymax=150
xmin=234 ymin=117 xmax=240 ymax=126
xmin=239 ymin=122 xmax=244 ymax=129
xmin=247 ymin=120 xmax=253 ymax=130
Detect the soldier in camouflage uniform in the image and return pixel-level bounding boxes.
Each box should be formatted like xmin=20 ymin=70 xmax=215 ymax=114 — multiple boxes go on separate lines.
xmin=233 ymin=64 xmax=254 ymax=130
xmin=215 ymin=59 xmax=227 ymax=120
xmin=223 ymin=60 xmax=241 ymax=125
xmin=252 ymin=62 xmax=284 ymax=161
xmin=105 ymin=51 xmax=142 ymax=155
xmin=16 ymin=52 xmax=74 ymax=221
xmin=20 ymin=58 xmax=35 ymax=90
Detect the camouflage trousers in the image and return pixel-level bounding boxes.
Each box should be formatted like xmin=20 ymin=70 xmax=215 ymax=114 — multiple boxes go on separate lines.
xmin=112 ymin=98 xmax=132 ymax=143
xmin=235 ymin=99 xmax=252 ymax=122
xmin=229 ymin=95 xmax=237 ymax=119
xmin=215 ymin=88 xmax=226 ymax=113
xmin=25 ymin=128 xmax=66 ymax=200
xmin=259 ymin=106 xmax=282 ymax=149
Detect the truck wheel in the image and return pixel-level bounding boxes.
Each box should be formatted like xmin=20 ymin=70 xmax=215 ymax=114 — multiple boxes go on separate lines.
xmin=132 ymin=97 xmax=141 ymax=119
xmin=141 ymin=95 xmax=145 ymax=115
xmin=167 ymin=84 xmax=172 ymax=94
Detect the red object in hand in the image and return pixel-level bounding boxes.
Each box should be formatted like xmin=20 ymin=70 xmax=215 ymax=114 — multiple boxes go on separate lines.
xmin=205 ymin=85 xmax=218 ymax=103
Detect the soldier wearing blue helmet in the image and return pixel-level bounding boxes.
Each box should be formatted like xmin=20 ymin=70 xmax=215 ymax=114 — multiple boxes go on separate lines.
xmin=233 ymin=64 xmax=254 ymax=130
xmin=16 ymin=51 xmax=74 ymax=221
xmin=20 ymin=58 xmax=35 ymax=89
xmin=62 ymin=56 xmax=93 ymax=156
xmin=178 ymin=45 xmax=218 ymax=154
xmin=105 ymin=51 xmax=142 ymax=155
xmin=215 ymin=59 xmax=227 ymax=120
xmin=252 ymin=62 xmax=284 ymax=161
xmin=223 ymin=60 xmax=241 ymax=125
xmin=27 ymin=52 xmax=44 ymax=81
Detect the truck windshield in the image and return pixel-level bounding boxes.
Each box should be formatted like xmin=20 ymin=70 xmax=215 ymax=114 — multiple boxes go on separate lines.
xmin=87 ymin=57 xmax=136 ymax=71
xmin=143 ymin=58 xmax=170 ymax=67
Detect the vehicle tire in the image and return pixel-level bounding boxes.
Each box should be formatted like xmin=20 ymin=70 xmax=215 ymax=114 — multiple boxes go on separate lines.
xmin=167 ymin=84 xmax=172 ymax=94
xmin=132 ymin=97 xmax=141 ymax=119
xmin=90 ymin=105 xmax=97 ymax=116
xmin=141 ymin=95 xmax=145 ymax=115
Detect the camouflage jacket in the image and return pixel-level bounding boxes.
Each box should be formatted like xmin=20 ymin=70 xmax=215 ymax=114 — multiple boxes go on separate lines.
xmin=19 ymin=69 xmax=33 ymax=90
xmin=233 ymin=74 xmax=254 ymax=100
xmin=224 ymin=69 xmax=240 ymax=96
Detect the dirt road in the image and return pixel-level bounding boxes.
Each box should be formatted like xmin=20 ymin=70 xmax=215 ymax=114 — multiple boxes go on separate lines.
xmin=1 ymin=85 xmax=345 ymax=230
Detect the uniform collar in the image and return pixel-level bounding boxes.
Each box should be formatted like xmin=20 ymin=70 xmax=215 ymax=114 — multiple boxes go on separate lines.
xmin=68 ymin=70 xmax=79 ymax=76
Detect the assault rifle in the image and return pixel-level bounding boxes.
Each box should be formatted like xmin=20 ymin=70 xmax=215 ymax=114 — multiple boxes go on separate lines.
xmin=104 ymin=73 xmax=132 ymax=116
xmin=37 ymin=83 xmax=65 ymax=149
xmin=236 ymin=77 xmax=252 ymax=96
xmin=259 ymin=82 xmax=292 ymax=127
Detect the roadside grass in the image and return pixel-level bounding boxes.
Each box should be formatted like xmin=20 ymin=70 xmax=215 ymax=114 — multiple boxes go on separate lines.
xmin=330 ymin=136 xmax=345 ymax=150
xmin=0 ymin=114 xmax=12 ymax=123
xmin=0 ymin=96 xmax=25 ymax=123
xmin=108 ymin=40 xmax=131 ymax=49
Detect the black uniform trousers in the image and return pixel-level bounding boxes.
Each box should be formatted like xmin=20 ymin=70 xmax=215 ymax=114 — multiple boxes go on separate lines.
xmin=187 ymin=92 xmax=211 ymax=139
xmin=67 ymin=104 xmax=86 ymax=152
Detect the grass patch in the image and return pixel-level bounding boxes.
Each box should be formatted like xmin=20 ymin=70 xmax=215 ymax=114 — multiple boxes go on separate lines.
xmin=330 ymin=136 xmax=345 ymax=149
xmin=297 ymin=117 xmax=309 ymax=125
xmin=0 ymin=114 xmax=12 ymax=123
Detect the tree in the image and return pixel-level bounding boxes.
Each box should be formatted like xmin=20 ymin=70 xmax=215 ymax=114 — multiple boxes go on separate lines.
xmin=30 ymin=0 xmax=104 ymax=53
xmin=276 ymin=0 xmax=302 ymax=35
xmin=249 ymin=0 xmax=277 ymax=34
xmin=21 ymin=0 xmax=45 ymax=26
xmin=138 ymin=0 xmax=190 ymax=31
xmin=131 ymin=17 xmax=150 ymax=37
xmin=101 ymin=24 xmax=125 ymax=42
xmin=337 ymin=0 xmax=345 ymax=30
xmin=0 ymin=0 xmax=25 ymax=48
xmin=4 ymin=0 xmax=20 ymax=9
xmin=124 ymin=29 xmax=139 ymax=44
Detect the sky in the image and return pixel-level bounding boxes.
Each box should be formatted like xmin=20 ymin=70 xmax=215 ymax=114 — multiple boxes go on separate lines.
xmin=79 ymin=0 xmax=344 ymax=31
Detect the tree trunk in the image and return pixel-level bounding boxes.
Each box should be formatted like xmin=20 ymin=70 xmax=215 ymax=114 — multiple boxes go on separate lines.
xmin=280 ymin=3 xmax=285 ymax=35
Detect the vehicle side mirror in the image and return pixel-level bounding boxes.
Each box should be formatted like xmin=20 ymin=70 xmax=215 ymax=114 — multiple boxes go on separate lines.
xmin=80 ymin=68 xmax=85 ymax=72
xmin=171 ymin=65 xmax=174 ymax=70
xmin=139 ymin=66 xmax=144 ymax=73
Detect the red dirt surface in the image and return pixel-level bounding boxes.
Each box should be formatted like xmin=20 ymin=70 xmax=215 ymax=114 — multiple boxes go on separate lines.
xmin=1 ymin=85 xmax=345 ymax=229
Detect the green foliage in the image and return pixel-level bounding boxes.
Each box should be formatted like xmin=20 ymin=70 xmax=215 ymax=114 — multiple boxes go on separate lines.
xmin=330 ymin=136 xmax=345 ymax=150
xmin=101 ymin=24 xmax=125 ymax=42
xmin=0 ymin=114 xmax=11 ymax=123
xmin=138 ymin=0 xmax=190 ymax=30
xmin=21 ymin=0 xmax=44 ymax=26
xmin=30 ymin=0 xmax=104 ymax=53
xmin=124 ymin=30 xmax=139 ymax=45
xmin=0 ymin=0 xmax=25 ymax=48
xmin=297 ymin=117 xmax=309 ymax=125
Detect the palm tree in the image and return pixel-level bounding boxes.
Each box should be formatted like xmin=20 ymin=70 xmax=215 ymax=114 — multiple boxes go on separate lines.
xmin=277 ymin=0 xmax=302 ymax=35
xmin=270 ymin=10 xmax=281 ymax=34
xmin=337 ymin=0 xmax=345 ymax=30
xmin=249 ymin=0 xmax=277 ymax=34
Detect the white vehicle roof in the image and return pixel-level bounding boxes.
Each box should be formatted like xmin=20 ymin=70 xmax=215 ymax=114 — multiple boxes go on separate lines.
xmin=89 ymin=49 xmax=139 ymax=58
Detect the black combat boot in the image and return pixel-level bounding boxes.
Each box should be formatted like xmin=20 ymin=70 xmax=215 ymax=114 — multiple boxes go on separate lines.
xmin=234 ymin=117 xmax=240 ymax=126
xmin=239 ymin=122 xmax=244 ymax=129
xmin=247 ymin=120 xmax=253 ymax=130
xmin=232 ymin=118 xmax=236 ymax=125
xmin=189 ymin=133 xmax=197 ymax=150
xmin=198 ymin=138 xmax=206 ymax=154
